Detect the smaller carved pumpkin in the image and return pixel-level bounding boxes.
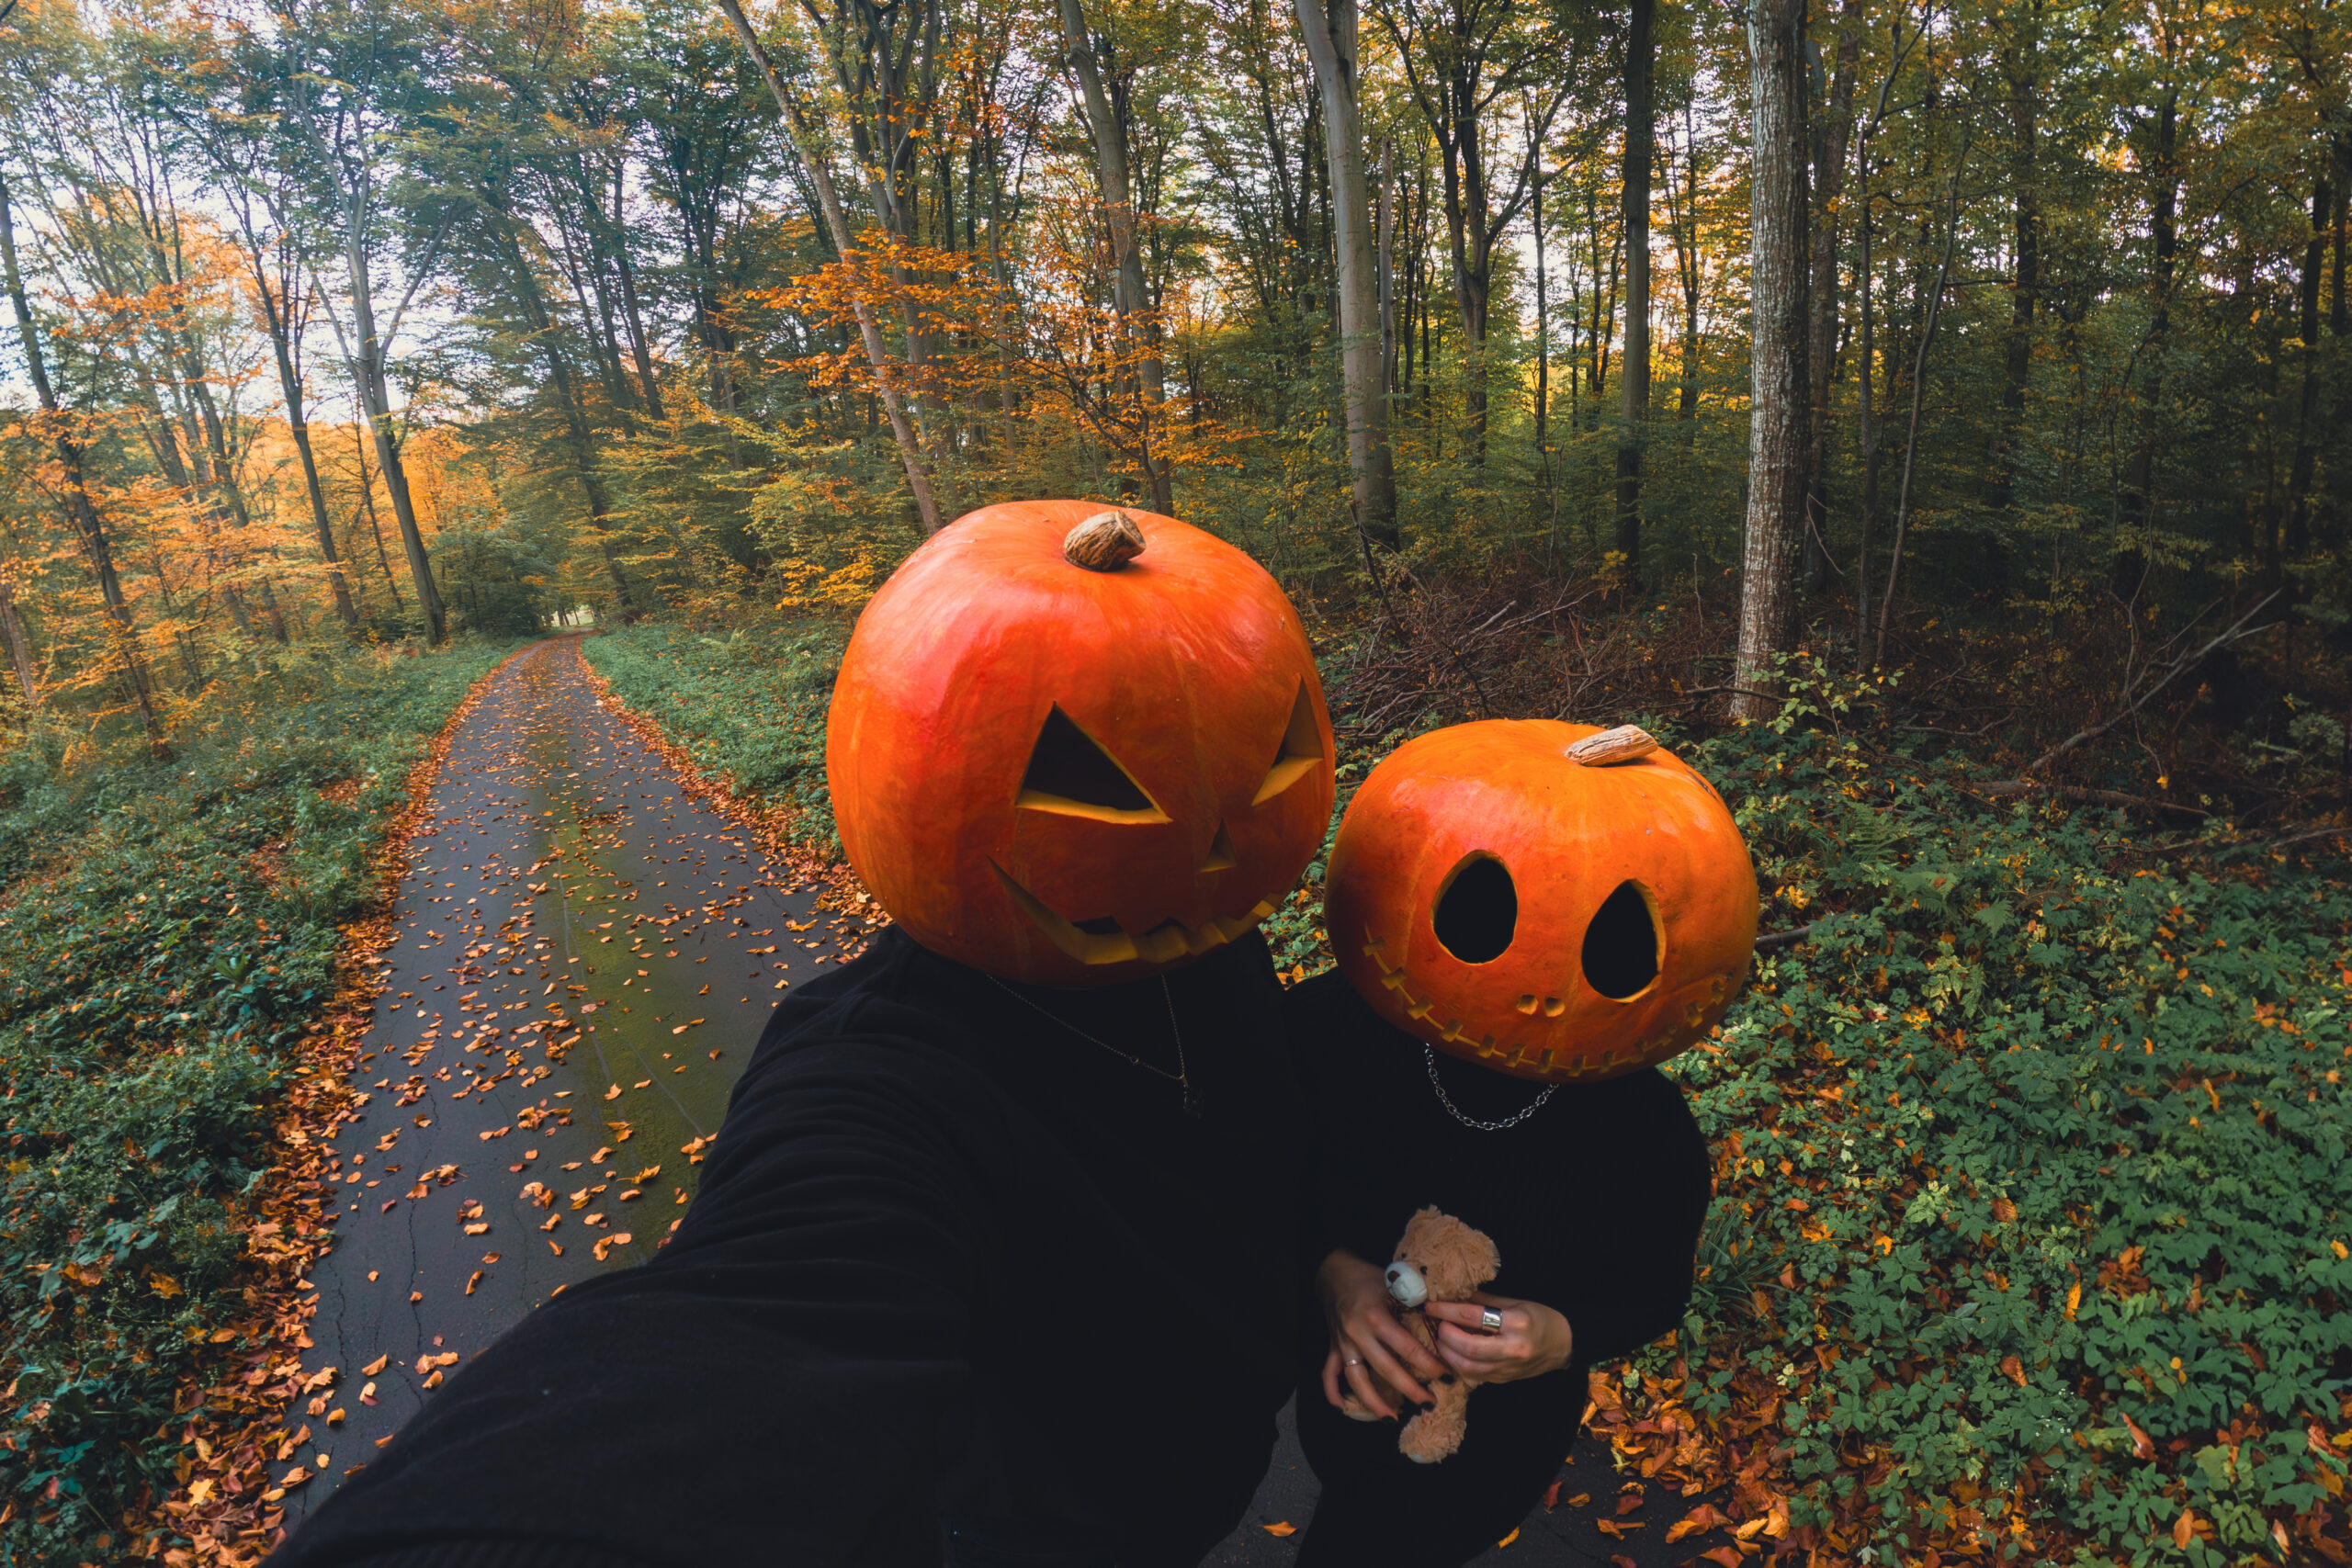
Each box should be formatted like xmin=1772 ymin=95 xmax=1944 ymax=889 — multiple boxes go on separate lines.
xmin=1327 ymin=720 xmax=1758 ymax=1081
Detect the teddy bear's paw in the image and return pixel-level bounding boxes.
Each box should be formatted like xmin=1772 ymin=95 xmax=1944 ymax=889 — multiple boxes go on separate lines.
xmin=1339 ymin=1395 xmax=1382 ymax=1423
xmin=1396 ymin=1416 xmax=1462 ymax=1464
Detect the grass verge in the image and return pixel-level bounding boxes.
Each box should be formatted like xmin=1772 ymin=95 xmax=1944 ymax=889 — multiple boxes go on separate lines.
xmin=0 ymin=637 xmax=518 ymax=1564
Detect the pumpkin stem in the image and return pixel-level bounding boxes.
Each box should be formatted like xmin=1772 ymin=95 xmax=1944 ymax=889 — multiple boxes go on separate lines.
xmin=1566 ymin=725 xmax=1659 ymax=766
xmin=1064 ymin=510 xmax=1147 ymax=570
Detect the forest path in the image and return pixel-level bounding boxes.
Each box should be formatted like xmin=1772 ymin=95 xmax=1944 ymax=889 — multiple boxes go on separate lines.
xmin=281 ymin=634 xmax=848 ymax=1520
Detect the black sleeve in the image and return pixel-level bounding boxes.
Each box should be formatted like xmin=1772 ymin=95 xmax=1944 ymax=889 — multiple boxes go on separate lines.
xmin=1283 ymin=974 xmax=1388 ymax=1276
xmin=1555 ymin=1070 xmax=1713 ymax=1367
xmin=270 ymin=1022 xmax=992 ymax=1568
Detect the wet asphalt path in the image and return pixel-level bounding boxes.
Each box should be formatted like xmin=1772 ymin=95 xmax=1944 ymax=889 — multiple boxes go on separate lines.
xmin=279 ymin=636 xmax=853 ymax=1518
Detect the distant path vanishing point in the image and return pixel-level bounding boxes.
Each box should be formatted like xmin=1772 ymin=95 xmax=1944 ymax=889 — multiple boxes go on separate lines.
xmin=279 ymin=635 xmax=860 ymax=1521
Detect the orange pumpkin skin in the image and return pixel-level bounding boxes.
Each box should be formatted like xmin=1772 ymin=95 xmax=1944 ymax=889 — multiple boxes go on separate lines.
xmin=827 ymin=501 xmax=1336 ymax=987
xmin=1326 ymin=720 xmax=1758 ymax=1082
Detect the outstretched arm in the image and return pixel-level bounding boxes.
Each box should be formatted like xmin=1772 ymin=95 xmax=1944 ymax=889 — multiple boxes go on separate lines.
xmin=273 ymin=1033 xmax=988 ymax=1568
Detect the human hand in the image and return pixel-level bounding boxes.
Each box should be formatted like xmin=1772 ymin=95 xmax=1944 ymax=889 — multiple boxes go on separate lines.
xmin=1422 ymin=1292 xmax=1574 ymax=1384
xmin=1317 ymin=1250 xmax=1450 ymax=1419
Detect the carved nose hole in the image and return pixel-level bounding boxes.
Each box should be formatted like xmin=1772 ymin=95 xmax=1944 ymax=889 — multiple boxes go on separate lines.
xmin=1200 ymin=821 xmax=1237 ymax=871
xmin=1432 ymin=855 xmax=1516 ymax=964
xmin=1581 ymin=880 xmax=1660 ymax=999
xmin=1017 ymin=705 xmax=1168 ymax=822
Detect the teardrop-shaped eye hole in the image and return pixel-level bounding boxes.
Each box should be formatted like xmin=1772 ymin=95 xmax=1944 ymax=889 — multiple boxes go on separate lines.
xmin=1432 ymin=855 xmax=1517 ymax=964
xmin=1253 ymin=682 xmax=1324 ymax=805
xmin=1582 ymin=880 xmax=1661 ymax=999
xmin=1018 ymin=706 xmax=1169 ymax=822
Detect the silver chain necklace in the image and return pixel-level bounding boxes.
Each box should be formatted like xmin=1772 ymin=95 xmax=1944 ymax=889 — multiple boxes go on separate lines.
xmin=1424 ymin=1045 xmax=1555 ymax=1132
xmin=988 ymin=975 xmax=1201 ymax=1117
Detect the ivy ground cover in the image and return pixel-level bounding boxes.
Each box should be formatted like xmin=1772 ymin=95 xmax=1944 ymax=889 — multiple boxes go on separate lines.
xmin=0 ymin=638 xmax=514 ymax=1563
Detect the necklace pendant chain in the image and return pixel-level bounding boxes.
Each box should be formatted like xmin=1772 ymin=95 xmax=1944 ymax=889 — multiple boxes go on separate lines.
xmin=988 ymin=974 xmax=1202 ymax=1118
xmin=1424 ymin=1045 xmax=1555 ymax=1132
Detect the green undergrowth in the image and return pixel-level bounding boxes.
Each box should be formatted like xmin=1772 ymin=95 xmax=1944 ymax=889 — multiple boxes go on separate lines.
xmin=1638 ymin=662 xmax=2352 ymax=1566
xmin=581 ymin=620 xmax=845 ymax=852
xmin=0 ymin=637 xmax=514 ymax=1562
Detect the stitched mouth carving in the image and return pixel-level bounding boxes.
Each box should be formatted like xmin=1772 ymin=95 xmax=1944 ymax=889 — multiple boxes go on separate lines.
xmin=993 ymin=863 xmax=1277 ymax=966
xmin=1361 ymin=930 xmax=1727 ymax=1079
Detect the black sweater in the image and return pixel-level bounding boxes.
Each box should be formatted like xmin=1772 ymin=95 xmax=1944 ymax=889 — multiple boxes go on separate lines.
xmin=274 ymin=927 xmax=1306 ymax=1568
xmin=1287 ymin=970 xmax=1713 ymax=1380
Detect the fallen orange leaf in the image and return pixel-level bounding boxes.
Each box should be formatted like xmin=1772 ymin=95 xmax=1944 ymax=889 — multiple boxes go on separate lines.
xmin=1496 ymin=1528 xmax=1519 ymax=1548
xmin=1261 ymin=1522 xmax=1295 ymax=1538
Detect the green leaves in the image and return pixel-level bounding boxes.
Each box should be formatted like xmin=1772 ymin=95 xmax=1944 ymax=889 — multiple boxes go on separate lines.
xmin=1645 ymin=716 xmax=2352 ymax=1559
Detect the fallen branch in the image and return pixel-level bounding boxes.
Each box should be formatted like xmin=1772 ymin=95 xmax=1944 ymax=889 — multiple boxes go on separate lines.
xmin=2018 ymin=592 xmax=2279 ymax=776
xmin=1756 ymin=922 xmax=1823 ymax=951
xmin=1972 ymin=780 xmax=2208 ymax=817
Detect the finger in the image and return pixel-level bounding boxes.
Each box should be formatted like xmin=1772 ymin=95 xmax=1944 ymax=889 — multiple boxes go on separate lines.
xmin=1341 ymin=1337 xmax=1401 ymax=1419
xmin=1426 ymin=1300 xmax=1517 ymax=1336
xmin=1363 ymin=1328 xmax=1439 ymax=1410
xmin=1370 ymin=1313 xmax=1451 ymax=1383
xmin=1321 ymin=1346 xmax=1348 ymax=1410
xmin=1434 ymin=1322 xmax=1527 ymax=1368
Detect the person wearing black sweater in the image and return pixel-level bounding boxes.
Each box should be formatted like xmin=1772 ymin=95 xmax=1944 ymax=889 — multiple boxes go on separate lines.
xmin=272 ymin=502 xmax=1340 ymax=1568
xmin=1283 ymin=971 xmax=1713 ymax=1566
xmin=272 ymin=923 xmax=1306 ymax=1568
xmin=1279 ymin=717 xmax=1750 ymax=1568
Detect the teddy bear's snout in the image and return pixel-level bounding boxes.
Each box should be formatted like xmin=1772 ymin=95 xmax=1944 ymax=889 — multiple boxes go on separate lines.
xmin=1384 ymin=1260 xmax=1429 ymax=1308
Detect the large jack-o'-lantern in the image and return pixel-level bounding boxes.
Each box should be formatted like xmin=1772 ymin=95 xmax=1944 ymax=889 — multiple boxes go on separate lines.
xmin=1327 ymin=720 xmax=1757 ymax=1081
xmin=827 ymin=501 xmax=1336 ymax=987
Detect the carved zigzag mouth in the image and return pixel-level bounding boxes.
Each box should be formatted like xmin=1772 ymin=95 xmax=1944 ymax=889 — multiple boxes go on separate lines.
xmin=992 ymin=862 xmax=1276 ymax=966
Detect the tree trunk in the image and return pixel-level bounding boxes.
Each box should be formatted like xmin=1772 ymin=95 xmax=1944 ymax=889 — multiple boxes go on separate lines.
xmin=2283 ymin=172 xmax=2329 ymax=568
xmin=2118 ymin=82 xmax=2178 ymax=596
xmin=0 ymin=578 xmax=38 ymax=713
xmin=252 ymin=248 xmax=358 ymax=628
xmin=1733 ymin=0 xmax=1811 ymax=721
xmin=1613 ymin=0 xmax=1655 ymax=580
xmin=1 ymin=173 xmax=164 ymax=744
xmin=716 ymin=0 xmax=944 ymax=533
xmin=1854 ymin=158 xmax=1877 ymax=653
xmin=1294 ymin=0 xmax=1397 ymax=546
xmin=1801 ymin=0 xmax=1861 ymax=589
xmin=340 ymin=190 xmax=447 ymax=641
xmin=1059 ymin=0 xmax=1174 ymax=512
xmin=1991 ymin=12 xmax=2041 ymax=518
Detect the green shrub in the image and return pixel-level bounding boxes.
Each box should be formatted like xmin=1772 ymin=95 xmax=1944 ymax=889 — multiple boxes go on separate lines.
xmin=0 ymin=638 xmax=513 ymax=1560
xmin=1640 ymin=662 xmax=2352 ymax=1564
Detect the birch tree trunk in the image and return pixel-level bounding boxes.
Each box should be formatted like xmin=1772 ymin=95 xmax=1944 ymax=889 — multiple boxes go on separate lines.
xmin=1294 ymin=0 xmax=1397 ymax=546
xmin=1733 ymin=0 xmax=1811 ymax=721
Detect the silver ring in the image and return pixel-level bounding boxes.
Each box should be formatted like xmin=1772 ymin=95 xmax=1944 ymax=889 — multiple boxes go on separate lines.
xmin=1346 ymin=1358 xmax=1362 ymax=1366
xmin=1479 ymin=1307 xmax=1505 ymax=1332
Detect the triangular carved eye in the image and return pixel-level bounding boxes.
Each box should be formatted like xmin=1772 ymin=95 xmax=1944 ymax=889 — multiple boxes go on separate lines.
xmin=1018 ymin=706 xmax=1169 ymax=822
xmin=1252 ymin=682 xmax=1324 ymax=805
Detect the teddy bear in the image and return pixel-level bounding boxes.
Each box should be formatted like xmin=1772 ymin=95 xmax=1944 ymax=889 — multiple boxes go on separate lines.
xmin=1339 ymin=1205 xmax=1501 ymax=1463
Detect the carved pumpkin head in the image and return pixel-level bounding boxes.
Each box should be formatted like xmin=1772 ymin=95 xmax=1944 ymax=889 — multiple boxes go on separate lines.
xmin=1326 ymin=720 xmax=1757 ymax=1082
xmin=827 ymin=501 xmax=1336 ymax=987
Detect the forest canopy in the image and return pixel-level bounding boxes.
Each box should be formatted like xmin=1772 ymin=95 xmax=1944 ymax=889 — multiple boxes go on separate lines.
xmin=0 ymin=0 xmax=2343 ymax=739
